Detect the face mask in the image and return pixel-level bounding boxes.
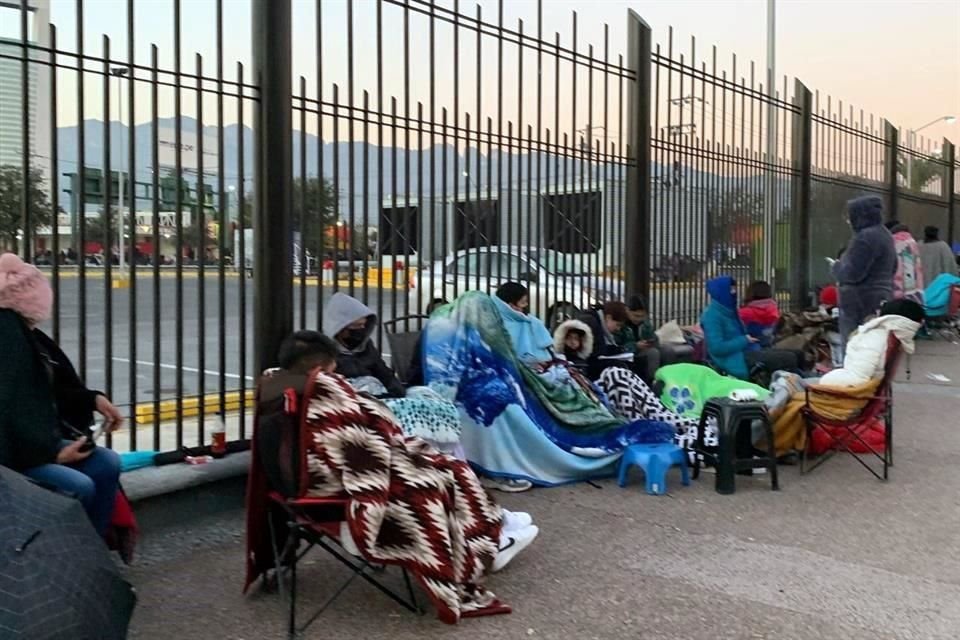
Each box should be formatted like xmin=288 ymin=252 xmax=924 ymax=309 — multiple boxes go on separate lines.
xmin=343 ymin=327 xmax=367 ymax=349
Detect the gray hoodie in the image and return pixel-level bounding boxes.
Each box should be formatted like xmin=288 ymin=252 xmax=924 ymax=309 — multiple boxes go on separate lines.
xmin=321 ymin=293 xmax=405 ymax=397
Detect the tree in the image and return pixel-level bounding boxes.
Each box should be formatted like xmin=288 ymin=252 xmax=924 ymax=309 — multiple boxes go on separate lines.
xmin=897 ymin=153 xmax=945 ymax=192
xmin=0 ymin=164 xmax=55 ymax=253
xmin=234 ymin=177 xmax=339 ymax=257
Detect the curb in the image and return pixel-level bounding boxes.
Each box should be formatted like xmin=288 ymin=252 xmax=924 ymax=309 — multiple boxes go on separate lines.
xmin=134 ymin=390 xmax=255 ymax=423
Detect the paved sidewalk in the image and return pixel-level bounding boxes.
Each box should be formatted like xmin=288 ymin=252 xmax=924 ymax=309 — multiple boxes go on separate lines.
xmin=126 ymin=341 xmax=960 ymax=640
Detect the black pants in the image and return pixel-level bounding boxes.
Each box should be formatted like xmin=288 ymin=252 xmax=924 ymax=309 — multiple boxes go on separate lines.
xmin=745 ymin=348 xmax=803 ymax=374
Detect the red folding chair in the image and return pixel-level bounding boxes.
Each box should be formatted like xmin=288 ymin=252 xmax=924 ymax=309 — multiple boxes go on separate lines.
xmin=800 ymin=334 xmax=902 ymax=480
xmin=265 ymin=491 xmax=421 ymax=639
xmin=245 ymin=371 xmax=421 ymax=640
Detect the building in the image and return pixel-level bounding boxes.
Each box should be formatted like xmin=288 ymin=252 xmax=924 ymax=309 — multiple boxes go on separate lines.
xmin=0 ymin=0 xmax=52 ymax=181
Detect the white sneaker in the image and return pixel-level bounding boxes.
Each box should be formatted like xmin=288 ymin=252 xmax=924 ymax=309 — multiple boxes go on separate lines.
xmin=492 ymin=525 xmax=539 ymax=573
xmin=481 ymin=477 xmax=533 ymax=493
xmin=502 ymin=509 xmax=533 ymax=533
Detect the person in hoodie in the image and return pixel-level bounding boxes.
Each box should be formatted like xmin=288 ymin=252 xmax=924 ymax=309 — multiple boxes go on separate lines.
xmin=818 ymin=299 xmax=924 ymax=387
xmin=919 ymin=225 xmax=957 ymax=285
xmin=701 ymin=275 xmax=801 ymax=381
xmin=322 ymin=291 xmax=407 ymax=398
xmin=552 ymin=319 xmax=593 ymax=371
xmin=831 ymin=196 xmax=897 ymax=347
xmin=738 ymin=281 xmax=780 ymax=348
xmin=885 ymin=220 xmax=925 ymax=304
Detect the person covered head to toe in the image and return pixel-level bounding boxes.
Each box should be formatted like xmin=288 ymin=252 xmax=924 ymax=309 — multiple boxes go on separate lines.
xmin=495 ymin=282 xmax=530 ymax=314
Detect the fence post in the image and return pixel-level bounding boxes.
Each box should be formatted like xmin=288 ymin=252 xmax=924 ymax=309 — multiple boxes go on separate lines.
xmin=883 ymin=119 xmax=899 ymax=222
xmin=251 ymin=0 xmax=293 ymax=374
xmin=624 ymin=10 xmax=652 ymax=300
xmin=790 ymin=79 xmax=812 ymax=309
xmin=944 ymin=139 xmax=956 ymax=247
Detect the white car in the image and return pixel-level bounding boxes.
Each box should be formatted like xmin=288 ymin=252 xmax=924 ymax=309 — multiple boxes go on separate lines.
xmin=409 ymin=246 xmax=624 ymax=328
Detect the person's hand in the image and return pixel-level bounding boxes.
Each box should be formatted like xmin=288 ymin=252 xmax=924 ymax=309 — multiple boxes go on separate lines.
xmin=825 ymin=257 xmax=837 ymax=266
xmin=95 ymin=395 xmax=124 ymax=433
xmin=57 ymin=438 xmax=92 ymax=464
xmin=637 ymin=340 xmax=653 ymax=350
xmin=746 ymin=335 xmax=760 ymax=344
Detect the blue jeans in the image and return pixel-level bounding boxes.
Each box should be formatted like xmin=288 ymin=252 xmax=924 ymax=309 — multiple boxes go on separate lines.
xmin=23 ymin=442 xmax=121 ymax=535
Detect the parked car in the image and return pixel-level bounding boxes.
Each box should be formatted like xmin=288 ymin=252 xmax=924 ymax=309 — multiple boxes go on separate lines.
xmin=410 ymin=246 xmax=624 ymax=328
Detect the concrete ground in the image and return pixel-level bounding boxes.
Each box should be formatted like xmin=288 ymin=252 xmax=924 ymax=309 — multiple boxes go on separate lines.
xmin=125 ymin=340 xmax=960 ymax=640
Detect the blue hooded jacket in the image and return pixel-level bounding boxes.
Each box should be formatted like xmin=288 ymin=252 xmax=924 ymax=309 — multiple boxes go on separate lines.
xmin=700 ymin=275 xmax=751 ymax=379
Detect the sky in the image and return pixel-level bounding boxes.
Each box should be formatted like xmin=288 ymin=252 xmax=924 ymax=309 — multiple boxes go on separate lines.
xmin=3 ymin=0 xmax=959 ymax=151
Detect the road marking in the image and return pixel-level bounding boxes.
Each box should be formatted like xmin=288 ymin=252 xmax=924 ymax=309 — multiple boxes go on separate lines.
xmin=112 ymin=357 xmax=254 ymax=381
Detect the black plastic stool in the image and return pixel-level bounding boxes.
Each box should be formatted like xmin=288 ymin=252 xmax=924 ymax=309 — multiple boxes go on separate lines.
xmin=692 ymin=397 xmax=779 ymax=494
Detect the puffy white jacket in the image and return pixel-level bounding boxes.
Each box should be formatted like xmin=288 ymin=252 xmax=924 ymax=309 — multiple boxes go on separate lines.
xmin=819 ymin=315 xmax=919 ymax=387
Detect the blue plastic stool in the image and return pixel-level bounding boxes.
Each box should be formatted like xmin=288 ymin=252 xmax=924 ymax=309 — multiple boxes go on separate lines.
xmin=617 ymin=443 xmax=690 ymax=495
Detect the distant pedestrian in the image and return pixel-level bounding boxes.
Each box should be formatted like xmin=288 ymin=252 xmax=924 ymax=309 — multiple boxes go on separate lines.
xmin=885 ymin=220 xmax=925 ymax=304
xmin=831 ymin=196 xmax=897 ymax=347
xmin=919 ymin=225 xmax=957 ymax=284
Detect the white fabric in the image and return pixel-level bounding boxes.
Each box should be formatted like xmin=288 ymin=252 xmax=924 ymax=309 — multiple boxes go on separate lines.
xmin=819 ymin=314 xmax=920 ymax=387
xmin=656 ymin=320 xmax=687 ymax=346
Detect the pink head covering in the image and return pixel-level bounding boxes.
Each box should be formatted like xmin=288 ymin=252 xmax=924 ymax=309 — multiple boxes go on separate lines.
xmin=0 ymin=252 xmax=53 ymax=325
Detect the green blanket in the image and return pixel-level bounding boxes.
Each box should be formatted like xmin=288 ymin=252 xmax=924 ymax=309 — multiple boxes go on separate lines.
xmin=655 ymin=363 xmax=768 ymax=419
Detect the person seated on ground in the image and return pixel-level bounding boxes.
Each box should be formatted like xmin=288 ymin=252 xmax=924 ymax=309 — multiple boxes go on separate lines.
xmin=246 ymin=330 xmax=538 ymax=624
xmin=322 ymin=291 xmax=406 ymax=398
xmin=738 ymin=281 xmax=780 ymax=348
xmin=578 ymin=301 xmax=634 ymax=381
xmin=920 ymin=225 xmax=957 ymax=284
xmin=615 ymin=295 xmax=662 ymax=383
xmin=701 ymin=275 xmax=802 ymax=383
xmin=0 ymin=253 xmax=123 ymax=537
xmin=553 ymin=319 xmax=593 ymax=371
xmin=420 ymin=284 xmax=697 ymax=486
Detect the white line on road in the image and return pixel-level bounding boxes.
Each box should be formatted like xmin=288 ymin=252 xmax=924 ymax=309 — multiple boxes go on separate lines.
xmin=112 ymin=357 xmax=254 ymax=381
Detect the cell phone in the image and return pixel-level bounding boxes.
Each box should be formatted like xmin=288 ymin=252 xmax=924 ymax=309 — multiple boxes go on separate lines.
xmin=90 ymin=423 xmax=105 ymax=442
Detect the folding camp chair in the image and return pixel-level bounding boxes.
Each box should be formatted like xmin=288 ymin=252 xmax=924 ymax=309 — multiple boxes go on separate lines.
xmin=382 ymin=314 xmax=429 ymax=386
xmin=926 ymin=285 xmax=960 ymax=342
xmin=267 ymin=491 xmax=421 ymax=639
xmin=800 ymin=334 xmax=902 ymax=481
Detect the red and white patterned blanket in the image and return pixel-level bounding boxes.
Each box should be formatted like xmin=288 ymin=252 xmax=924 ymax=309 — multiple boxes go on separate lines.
xmin=302 ymin=372 xmax=507 ymax=624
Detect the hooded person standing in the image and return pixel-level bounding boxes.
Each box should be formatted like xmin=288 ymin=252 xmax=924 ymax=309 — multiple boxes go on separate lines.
xmin=919 ymin=225 xmax=957 ymax=284
xmin=322 ymin=292 xmax=406 ymax=398
xmin=886 ymin=220 xmax=925 ymax=304
xmin=831 ymin=196 xmax=897 ymax=346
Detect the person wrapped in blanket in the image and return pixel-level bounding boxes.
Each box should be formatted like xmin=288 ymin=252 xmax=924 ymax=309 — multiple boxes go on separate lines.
xmin=763 ymin=299 xmax=924 ymax=457
xmin=250 ymin=331 xmax=539 ymax=624
xmin=419 ymin=285 xmax=704 ymax=485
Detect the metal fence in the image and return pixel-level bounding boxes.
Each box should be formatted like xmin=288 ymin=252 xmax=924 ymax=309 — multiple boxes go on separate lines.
xmin=2 ymin=0 xmax=958 ymax=454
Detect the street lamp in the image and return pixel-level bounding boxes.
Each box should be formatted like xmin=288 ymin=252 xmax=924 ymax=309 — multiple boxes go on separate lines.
xmin=110 ymin=66 xmax=130 ymax=271
xmin=906 ymin=115 xmax=956 ymax=189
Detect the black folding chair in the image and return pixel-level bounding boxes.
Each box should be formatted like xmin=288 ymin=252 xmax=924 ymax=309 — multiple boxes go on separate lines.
xmin=382 ymin=314 xmax=429 ymax=386
xmin=267 ymin=491 xmax=422 ymax=639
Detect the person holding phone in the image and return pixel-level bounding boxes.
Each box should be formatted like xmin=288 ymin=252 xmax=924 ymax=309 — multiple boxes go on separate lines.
xmin=0 ymin=253 xmax=122 ymax=535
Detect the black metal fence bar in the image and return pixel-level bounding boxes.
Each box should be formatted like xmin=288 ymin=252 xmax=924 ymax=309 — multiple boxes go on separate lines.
xmin=4 ymin=0 xmax=957 ymax=456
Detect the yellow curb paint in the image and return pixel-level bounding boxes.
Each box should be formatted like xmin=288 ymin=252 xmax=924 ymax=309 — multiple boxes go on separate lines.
xmin=134 ymin=390 xmax=255 ymax=423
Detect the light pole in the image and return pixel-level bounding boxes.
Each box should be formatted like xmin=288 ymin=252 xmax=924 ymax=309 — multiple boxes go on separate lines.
xmin=906 ymin=115 xmax=956 ymax=190
xmin=764 ymin=0 xmax=776 ymax=284
xmin=110 ymin=66 xmax=130 ymax=272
